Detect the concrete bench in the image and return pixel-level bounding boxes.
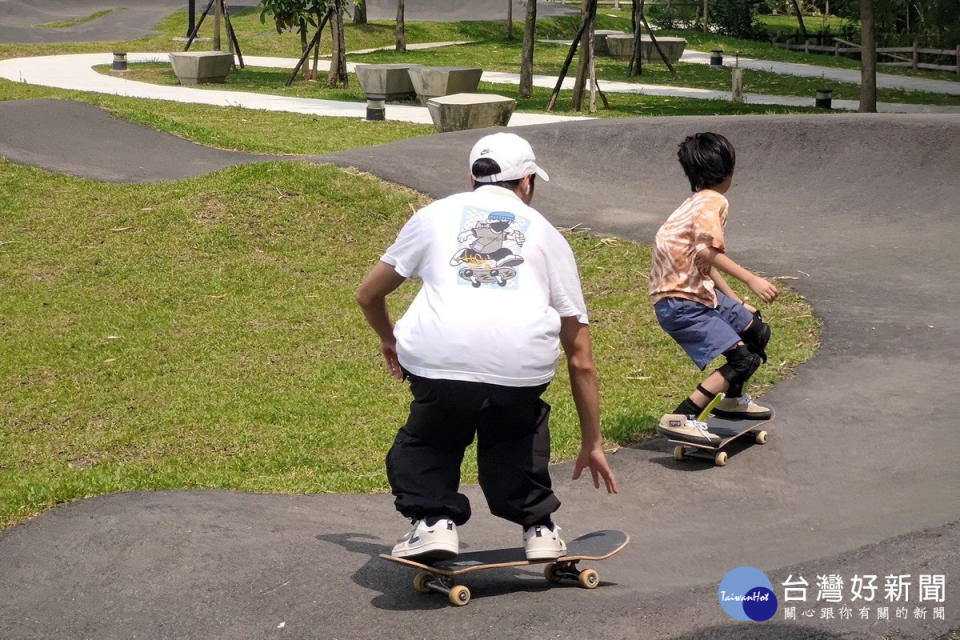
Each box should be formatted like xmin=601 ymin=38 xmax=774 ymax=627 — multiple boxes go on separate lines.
xmin=425 ymin=93 xmax=515 ymax=133
xmin=409 ymin=66 xmax=483 ymax=104
xmin=604 ymin=35 xmax=687 ymax=65
xmin=168 ymin=51 xmax=234 ymax=85
xmin=592 ymin=30 xmax=627 ymax=56
xmin=355 ymin=63 xmax=420 ymax=102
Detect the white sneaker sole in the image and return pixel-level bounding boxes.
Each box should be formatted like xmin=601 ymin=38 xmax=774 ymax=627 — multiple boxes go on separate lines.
xmin=392 ymin=541 xmax=458 ymax=561
xmin=524 ymin=547 xmax=566 ymax=561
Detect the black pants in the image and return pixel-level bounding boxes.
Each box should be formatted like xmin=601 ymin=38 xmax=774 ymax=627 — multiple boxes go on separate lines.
xmin=386 ymin=374 xmax=560 ymax=527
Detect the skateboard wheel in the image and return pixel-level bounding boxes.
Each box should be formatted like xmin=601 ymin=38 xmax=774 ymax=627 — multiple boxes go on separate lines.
xmin=448 ymin=584 xmax=471 ymax=606
xmin=413 ymin=572 xmax=432 ymax=594
xmin=544 ymin=564 xmax=561 ymax=584
xmin=578 ymin=569 xmax=600 ymax=589
xmin=755 ymin=430 xmax=768 ymax=444
xmin=714 ymin=451 xmax=728 ymax=466
xmin=673 ymin=445 xmax=685 ymax=461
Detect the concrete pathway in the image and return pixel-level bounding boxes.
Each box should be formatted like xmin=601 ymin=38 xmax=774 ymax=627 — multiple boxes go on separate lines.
xmin=0 ymin=0 xmax=184 ymax=44
xmin=539 ymin=39 xmax=960 ymax=95
xmin=0 ymin=53 xmax=587 ymax=126
xmin=1 ymin=51 xmax=957 ymax=118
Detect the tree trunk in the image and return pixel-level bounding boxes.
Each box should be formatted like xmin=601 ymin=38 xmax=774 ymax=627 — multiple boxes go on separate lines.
xmin=519 ymin=0 xmax=537 ymax=98
xmin=507 ymin=0 xmax=514 ymax=40
xmin=213 ymin=0 xmax=222 ymax=50
xmin=791 ymin=0 xmax=808 ymax=38
xmin=396 ymin=0 xmax=406 ymax=52
xmin=328 ymin=4 xmax=348 ymax=88
xmin=859 ymin=0 xmax=877 ymax=112
xmin=572 ymin=0 xmax=596 ymax=112
xmin=300 ymin=17 xmax=309 ymax=79
xmin=353 ymin=0 xmax=367 ymax=24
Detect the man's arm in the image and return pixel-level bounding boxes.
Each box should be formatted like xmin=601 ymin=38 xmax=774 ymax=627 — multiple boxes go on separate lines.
xmin=559 ymin=316 xmax=618 ymax=494
xmin=356 ymin=261 xmax=408 ymax=380
xmin=700 ymin=247 xmax=778 ymax=303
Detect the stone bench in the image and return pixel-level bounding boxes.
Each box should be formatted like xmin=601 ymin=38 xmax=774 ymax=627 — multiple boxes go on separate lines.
xmin=168 ymin=51 xmax=234 ymax=85
xmin=592 ymin=30 xmax=627 ymax=56
xmin=426 ymin=93 xmax=515 ymax=133
xmin=355 ymin=63 xmax=420 ymax=102
xmin=604 ymin=35 xmax=687 ymax=65
xmin=408 ymin=66 xmax=483 ymax=104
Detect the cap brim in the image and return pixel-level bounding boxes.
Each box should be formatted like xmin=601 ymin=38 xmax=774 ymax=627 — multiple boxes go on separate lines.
xmin=533 ymin=164 xmax=550 ymax=182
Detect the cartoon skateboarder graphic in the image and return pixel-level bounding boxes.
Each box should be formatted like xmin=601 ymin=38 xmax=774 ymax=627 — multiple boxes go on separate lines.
xmin=450 ymin=211 xmax=525 ymax=287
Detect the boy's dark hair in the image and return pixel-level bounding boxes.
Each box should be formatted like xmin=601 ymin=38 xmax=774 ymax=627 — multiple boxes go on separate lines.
xmin=471 ymin=157 xmax=523 ymax=191
xmin=677 ymin=132 xmax=736 ymax=192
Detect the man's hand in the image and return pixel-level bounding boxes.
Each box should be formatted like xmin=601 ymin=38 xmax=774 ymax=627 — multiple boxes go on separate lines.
xmin=749 ymin=276 xmax=779 ymax=303
xmin=572 ymin=445 xmax=619 ymax=494
xmin=381 ymin=337 xmax=402 ymax=380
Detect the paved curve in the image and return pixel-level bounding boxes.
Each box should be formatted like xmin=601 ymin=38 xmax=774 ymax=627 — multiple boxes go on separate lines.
xmin=0 ymin=101 xmax=958 ymax=639
xmin=0 ymin=0 xmax=184 ymax=44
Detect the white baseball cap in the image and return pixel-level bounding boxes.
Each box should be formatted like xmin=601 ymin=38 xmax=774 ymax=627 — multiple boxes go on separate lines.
xmin=469 ymin=133 xmax=550 ymax=183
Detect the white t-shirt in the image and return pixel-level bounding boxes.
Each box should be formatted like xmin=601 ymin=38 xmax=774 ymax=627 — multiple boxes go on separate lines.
xmin=382 ymin=185 xmax=588 ymax=387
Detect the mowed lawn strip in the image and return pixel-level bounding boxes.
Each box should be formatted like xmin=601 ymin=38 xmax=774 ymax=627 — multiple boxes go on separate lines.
xmin=0 ymin=159 xmax=819 ymax=529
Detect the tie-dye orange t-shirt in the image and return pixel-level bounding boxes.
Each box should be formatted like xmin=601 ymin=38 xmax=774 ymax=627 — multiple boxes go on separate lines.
xmin=648 ymin=190 xmax=728 ymax=307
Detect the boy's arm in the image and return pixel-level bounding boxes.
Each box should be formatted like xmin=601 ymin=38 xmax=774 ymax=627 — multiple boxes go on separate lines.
xmin=710 ymin=267 xmax=740 ymax=302
xmin=699 ymin=247 xmax=778 ymax=303
xmin=356 ymin=261 xmax=408 ymax=380
xmin=559 ymin=316 xmax=618 ymax=494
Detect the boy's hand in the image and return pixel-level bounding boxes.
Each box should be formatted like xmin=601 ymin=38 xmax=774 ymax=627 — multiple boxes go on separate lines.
xmin=750 ymin=276 xmax=779 ymax=303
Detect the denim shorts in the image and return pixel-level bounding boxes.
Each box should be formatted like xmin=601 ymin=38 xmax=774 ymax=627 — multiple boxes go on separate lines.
xmin=654 ymin=291 xmax=754 ymax=370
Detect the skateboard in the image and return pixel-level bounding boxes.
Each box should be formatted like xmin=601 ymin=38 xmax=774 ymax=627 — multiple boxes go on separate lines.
xmin=663 ymin=393 xmax=773 ymax=466
xmin=458 ymin=265 xmax=516 ymax=287
xmin=668 ymin=413 xmax=772 ymax=466
xmin=380 ymin=529 xmax=629 ymax=606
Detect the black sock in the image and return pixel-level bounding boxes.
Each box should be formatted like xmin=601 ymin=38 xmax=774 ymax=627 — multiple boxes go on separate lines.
xmin=529 ymin=516 xmax=554 ymax=528
xmin=674 ymin=397 xmax=703 ymax=417
xmin=424 ymin=516 xmax=443 ymax=526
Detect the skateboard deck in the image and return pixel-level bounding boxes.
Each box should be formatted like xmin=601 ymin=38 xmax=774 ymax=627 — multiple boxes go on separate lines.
xmin=381 ymin=529 xmax=629 ymax=606
xmin=668 ymin=412 xmax=774 ymax=466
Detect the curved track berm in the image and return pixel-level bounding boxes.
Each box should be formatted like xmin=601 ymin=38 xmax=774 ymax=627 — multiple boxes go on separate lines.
xmin=0 ymin=103 xmax=958 ymax=638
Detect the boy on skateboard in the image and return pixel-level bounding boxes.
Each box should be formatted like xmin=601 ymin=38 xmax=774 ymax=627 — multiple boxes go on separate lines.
xmin=649 ymin=132 xmax=778 ymax=444
xmin=356 ymin=133 xmax=618 ymax=563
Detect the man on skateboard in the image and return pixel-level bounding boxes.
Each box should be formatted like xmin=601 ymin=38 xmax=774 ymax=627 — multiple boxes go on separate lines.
xmin=648 ymin=132 xmax=778 ymax=444
xmin=356 ymin=133 xmax=618 ymax=563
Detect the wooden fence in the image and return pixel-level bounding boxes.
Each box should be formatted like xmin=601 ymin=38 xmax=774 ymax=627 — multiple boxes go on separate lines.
xmin=772 ymin=37 xmax=960 ymax=73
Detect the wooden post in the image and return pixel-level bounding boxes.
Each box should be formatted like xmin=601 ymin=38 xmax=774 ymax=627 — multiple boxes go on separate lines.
xmin=912 ymin=41 xmax=918 ymax=70
xmin=702 ymin=0 xmax=709 ymax=31
xmin=223 ymin=0 xmax=244 ymax=68
xmin=546 ymin=14 xmax=589 ymax=111
xmin=183 ymin=0 xmax=214 ymax=51
xmin=956 ymin=45 xmax=959 ymax=75
xmin=507 ymin=0 xmax=514 ymax=40
xmin=588 ymin=15 xmax=597 ymax=113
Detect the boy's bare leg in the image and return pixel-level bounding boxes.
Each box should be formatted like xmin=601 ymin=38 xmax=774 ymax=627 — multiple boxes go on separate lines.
xmin=690 ymin=371 xmax=729 ymax=408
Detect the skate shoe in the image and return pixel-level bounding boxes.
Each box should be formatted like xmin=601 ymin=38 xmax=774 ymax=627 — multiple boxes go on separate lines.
xmin=712 ymin=394 xmax=772 ymax=420
xmin=657 ymin=414 xmax=721 ymax=445
xmin=392 ymin=518 xmax=458 ymax=561
xmin=523 ymin=522 xmax=566 ymax=560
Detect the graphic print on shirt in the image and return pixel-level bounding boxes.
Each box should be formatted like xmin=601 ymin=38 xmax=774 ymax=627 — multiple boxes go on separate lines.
xmin=449 ymin=205 xmax=530 ymax=289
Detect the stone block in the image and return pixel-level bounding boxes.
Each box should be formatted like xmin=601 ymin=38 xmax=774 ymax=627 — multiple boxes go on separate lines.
xmin=355 ymin=63 xmax=420 ymax=102
xmin=169 ymin=51 xmax=234 ymax=85
xmin=604 ymin=35 xmax=687 ymax=65
xmin=592 ymin=30 xmax=627 ymax=55
xmin=409 ymin=66 xmax=483 ymax=104
xmin=426 ymin=93 xmax=515 ymax=133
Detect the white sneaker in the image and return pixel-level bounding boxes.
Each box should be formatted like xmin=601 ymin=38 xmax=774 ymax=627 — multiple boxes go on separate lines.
xmin=712 ymin=394 xmax=772 ymax=420
xmin=392 ymin=518 xmax=458 ymax=561
xmin=657 ymin=414 xmax=721 ymax=445
xmin=523 ymin=523 xmax=567 ymax=560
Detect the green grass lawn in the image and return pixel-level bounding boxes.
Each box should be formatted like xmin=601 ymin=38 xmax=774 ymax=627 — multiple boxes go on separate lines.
xmin=757 ymin=13 xmax=855 ymax=37
xmin=35 ymin=8 xmax=120 ymax=29
xmin=0 ymin=146 xmax=820 ymax=531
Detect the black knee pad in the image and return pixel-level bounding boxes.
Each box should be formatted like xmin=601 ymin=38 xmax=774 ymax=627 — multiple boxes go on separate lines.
xmin=740 ymin=310 xmax=771 ymax=363
xmin=717 ymin=344 xmax=762 ymax=388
